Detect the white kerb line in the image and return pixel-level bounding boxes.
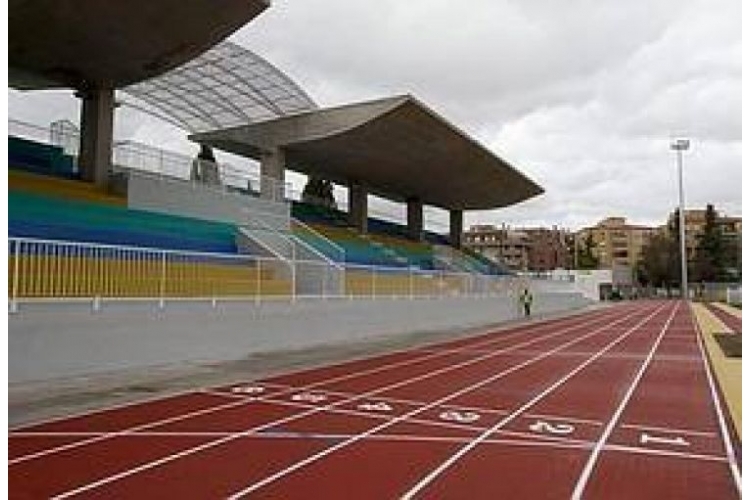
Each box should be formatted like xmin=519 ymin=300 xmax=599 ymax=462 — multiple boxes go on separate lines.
xmin=400 ymin=301 xmax=673 ymax=499
xmin=224 ymin=304 xmax=655 ymax=498
xmin=690 ymin=305 xmax=742 ymax=493
xmin=569 ymin=301 xmax=679 ymax=499
xmin=49 ymin=306 xmax=638 ymax=499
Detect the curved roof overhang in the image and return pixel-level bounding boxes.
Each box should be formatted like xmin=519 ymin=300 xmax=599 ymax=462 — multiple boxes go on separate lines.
xmin=191 ymin=95 xmax=544 ymax=211
xmin=121 ymin=42 xmax=318 ymax=133
xmin=9 ymin=0 xmax=268 ymax=90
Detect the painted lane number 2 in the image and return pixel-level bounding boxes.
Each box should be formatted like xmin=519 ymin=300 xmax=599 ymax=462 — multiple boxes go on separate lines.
xmin=529 ymin=420 xmax=575 ymax=436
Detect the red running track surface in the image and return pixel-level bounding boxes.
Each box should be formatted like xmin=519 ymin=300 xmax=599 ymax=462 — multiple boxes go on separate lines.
xmin=9 ymin=300 xmax=741 ymax=499
xmin=707 ymin=303 xmax=742 ymax=335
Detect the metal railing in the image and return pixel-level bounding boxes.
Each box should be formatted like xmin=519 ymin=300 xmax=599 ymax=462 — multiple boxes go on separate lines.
xmin=8 ymin=237 xmax=540 ymax=311
xmin=10 ymin=117 xmax=452 ymax=232
xmin=9 ymin=118 xmax=292 ymax=203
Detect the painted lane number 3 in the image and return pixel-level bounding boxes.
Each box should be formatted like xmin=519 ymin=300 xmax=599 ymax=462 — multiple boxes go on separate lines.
xmin=357 ymin=402 xmax=393 ymax=412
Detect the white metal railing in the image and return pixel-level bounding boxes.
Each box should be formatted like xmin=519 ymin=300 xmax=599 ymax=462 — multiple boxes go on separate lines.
xmin=10 ymin=117 xmax=453 ymax=233
xmin=9 ymin=118 xmax=292 ymax=203
xmin=8 ymin=237 xmax=541 ymax=311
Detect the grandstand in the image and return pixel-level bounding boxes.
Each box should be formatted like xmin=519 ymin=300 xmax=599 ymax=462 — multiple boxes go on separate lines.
xmin=7 ymin=135 xmax=515 ymax=305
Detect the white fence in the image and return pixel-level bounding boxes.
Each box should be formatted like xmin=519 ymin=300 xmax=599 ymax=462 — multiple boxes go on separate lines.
xmin=9 ymin=118 xmax=451 ymax=232
xmin=7 ymin=237 xmax=561 ymax=312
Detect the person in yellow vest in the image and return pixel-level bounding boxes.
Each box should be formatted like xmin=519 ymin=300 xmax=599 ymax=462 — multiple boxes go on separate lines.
xmin=520 ymin=288 xmax=533 ymax=318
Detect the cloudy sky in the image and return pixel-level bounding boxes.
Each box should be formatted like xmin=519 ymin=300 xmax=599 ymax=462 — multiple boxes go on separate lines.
xmin=9 ymin=0 xmax=741 ymax=231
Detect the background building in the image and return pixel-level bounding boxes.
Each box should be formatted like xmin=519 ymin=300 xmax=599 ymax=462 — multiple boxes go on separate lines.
xmin=525 ymin=227 xmax=573 ymax=271
xmin=575 ymin=217 xmax=656 ymax=286
xmin=463 ymin=224 xmax=530 ymax=271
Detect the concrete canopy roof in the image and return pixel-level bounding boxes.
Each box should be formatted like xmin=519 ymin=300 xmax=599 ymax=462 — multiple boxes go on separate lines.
xmin=122 ymin=41 xmax=318 ymax=133
xmin=9 ymin=0 xmax=268 ymax=90
xmin=191 ymin=95 xmax=544 ymax=211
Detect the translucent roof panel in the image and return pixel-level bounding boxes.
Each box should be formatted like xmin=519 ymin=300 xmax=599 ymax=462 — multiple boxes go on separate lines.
xmin=122 ymin=41 xmax=317 ymax=132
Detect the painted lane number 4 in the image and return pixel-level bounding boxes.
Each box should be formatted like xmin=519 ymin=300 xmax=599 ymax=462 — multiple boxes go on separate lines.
xmin=439 ymin=410 xmax=481 ymax=423
xmin=529 ymin=420 xmax=575 ymax=436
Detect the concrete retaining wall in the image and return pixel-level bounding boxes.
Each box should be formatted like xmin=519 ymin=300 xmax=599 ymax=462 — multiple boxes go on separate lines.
xmin=9 ymin=293 xmax=591 ymax=384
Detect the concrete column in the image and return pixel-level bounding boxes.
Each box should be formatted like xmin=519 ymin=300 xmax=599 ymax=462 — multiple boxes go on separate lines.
xmin=406 ymin=197 xmax=424 ymax=241
xmin=450 ymin=209 xmax=463 ymax=249
xmin=77 ymin=87 xmax=115 ymax=188
xmin=348 ymin=181 xmax=368 ymax=233
xmin=260 ymin=148 xmax=285 ymax=201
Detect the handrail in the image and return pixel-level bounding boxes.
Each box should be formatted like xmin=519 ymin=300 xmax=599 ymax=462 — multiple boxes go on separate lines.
xmin=291 ymin=218 xmax=345 ymax=264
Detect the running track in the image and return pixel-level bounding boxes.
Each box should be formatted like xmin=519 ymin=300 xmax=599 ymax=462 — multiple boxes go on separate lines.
xmin=9 ymin=300 xmax=741 ymax=499
xmin=707 ymin=303 xmax=742 ymax=335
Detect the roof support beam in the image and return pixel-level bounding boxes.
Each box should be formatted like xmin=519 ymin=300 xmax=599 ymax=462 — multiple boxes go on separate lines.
xmin=407 ymin=197 xmax=424 ymax=242
xmin=348 ymin=181 xmax=368 ymax=234
xmin=77 ymin=87 xmax=114 ymax=188
xmin=260 ymin=147 xmax=285 ymax=201
xmin=450 ymin=209 xmax=463 ymax=249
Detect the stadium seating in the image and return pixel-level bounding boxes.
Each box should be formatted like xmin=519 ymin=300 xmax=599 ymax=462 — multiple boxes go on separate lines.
xmin=9 ymin=136 xmax=77 ymax=177
xmin=9 ymin=171 xmax=238 ymax=254
xmin=292 ymin=200 xmax=507 ymax=275
xmin=8 ymin=168 xmax=291 ymax=299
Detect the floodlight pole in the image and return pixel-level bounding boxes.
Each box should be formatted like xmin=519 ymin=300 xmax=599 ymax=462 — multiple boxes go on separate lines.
xmin=671 ymin=139 xmax=690 ymax=300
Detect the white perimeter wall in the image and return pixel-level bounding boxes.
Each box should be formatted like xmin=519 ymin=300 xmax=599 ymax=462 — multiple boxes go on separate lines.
xmin=9 ymin=293 xmax=590 ymax=384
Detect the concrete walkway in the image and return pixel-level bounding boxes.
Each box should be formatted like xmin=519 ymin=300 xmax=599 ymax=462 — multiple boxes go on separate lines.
xmin=691 ymin=302 xmax=742 ymax=440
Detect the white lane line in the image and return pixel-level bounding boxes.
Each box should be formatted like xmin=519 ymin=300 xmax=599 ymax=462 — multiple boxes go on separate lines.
xmin=221 ymin=304 xmax=654 ymax=499
xmin=620 ymin=423 xmax=717 ymax=439
xmin=691 ymin=306 xmax=742 ymax=493
xmin=604 ymin=444 xmax=729 ymax=464
xmin=14 ymin=308 xmax=604 ymax=462
xmin=524 ymin=413 xmax=603 ymax=427
xmin=401 ymin=302 xmax=673 ymax=499
xmin=8 ymin=395 xmax=262 ymax=465
xmin=569 ymin=301 xmax=679 ymax=499
xmin=48 ymin=306 xmax=645 ymax=499
xmin=11 ymin=308 xmax=598 ymax=434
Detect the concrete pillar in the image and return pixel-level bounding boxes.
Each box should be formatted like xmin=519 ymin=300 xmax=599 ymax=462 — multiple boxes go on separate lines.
xmin=406 ymin=197 xmax=424 ymax=241
xmin=77 ymin=87 xmax=115 ymax=188
xmin=348 ymin=181 xmax=368 ymax=233
xmin=260 ymin=148 xmax=285 ymax=201
xmin=450 ymin=209 xmax=463 ymax=249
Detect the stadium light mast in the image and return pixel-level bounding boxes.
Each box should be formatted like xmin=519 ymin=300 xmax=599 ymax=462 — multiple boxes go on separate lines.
xmin=670 ymin=138 xmax=690 ymax=300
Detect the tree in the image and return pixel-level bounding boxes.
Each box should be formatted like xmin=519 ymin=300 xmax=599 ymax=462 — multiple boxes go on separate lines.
xmin=637 ymin=210 xmax=681 ymax=295
xmin=693 ymin=204 xmax=730 ymax=282
xmin=636 ymin=232 xmax=677 ymax=294
xmin=576 ymin=233 xmax=600 ymax=269
xmin=302 ymin=175 xmax=337 ymax=209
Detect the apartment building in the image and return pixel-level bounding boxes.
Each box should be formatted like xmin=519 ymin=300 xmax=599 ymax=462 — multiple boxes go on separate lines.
xmin=575 ymin=217 xmax=656 ymax=274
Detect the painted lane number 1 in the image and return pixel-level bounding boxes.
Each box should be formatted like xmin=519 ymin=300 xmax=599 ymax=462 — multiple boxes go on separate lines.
xmin=639 ymin=433 xmax=690 ymax=447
